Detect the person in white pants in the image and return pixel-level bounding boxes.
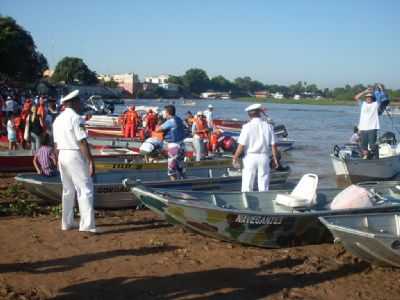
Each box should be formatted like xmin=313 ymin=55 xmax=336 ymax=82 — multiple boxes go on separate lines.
xmin=232 ymin=103 xmax=279 ymax=192
xmin=53 ymin=90 xmax=97 ymax=233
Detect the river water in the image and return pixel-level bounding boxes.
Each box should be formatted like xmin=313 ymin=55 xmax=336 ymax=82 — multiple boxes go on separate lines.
xmin=117 ymin=99 xmax=399 ymax=188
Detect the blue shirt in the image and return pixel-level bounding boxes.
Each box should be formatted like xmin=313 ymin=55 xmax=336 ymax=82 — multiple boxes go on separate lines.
xmin=374 ymin=90 xmax=389 ymax=104
xmin=161 ymin=116 xmax=185 ymax=143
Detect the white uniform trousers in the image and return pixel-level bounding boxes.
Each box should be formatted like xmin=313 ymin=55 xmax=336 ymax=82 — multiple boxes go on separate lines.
xmin=193 ymin=135 xmax=205 ymax=161
xmin=58 ymin=150 xmax=95 ymax=231
xmin=241 ymin=153 xmax=270 ymax=192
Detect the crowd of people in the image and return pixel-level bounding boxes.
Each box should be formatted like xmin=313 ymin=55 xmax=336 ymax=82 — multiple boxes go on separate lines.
xmin=0 ymin=85 xmax=59 ymax=151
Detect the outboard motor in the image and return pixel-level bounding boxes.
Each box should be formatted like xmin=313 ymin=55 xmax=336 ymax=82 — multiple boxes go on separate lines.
xmin=379 ymin=131 xmax=397 ymax=146
xmin=369 ymin=144 xmax=380 ymax=160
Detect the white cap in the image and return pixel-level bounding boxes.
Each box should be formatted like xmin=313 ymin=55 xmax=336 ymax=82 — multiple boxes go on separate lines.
xmin=245 ymin=103 xmax=263 ymax=112
xmin=61 ymin=90 xmax=80 ymax=104
xmin=196 ymin=111 xmax=203 ymax=116
xmin=208 ymin=104 xmax=213 ymax=108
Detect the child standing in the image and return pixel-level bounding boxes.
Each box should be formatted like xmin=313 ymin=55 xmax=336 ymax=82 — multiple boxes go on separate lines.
xmin=33 ymin=134 xmax=57 ymax=176
xmin=7 ymin=113 xmax=17 ymax=150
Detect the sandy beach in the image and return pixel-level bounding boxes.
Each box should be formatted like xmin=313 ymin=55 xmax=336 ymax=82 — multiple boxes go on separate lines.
xmin=0 ymin=174 xmax=399 ymax=300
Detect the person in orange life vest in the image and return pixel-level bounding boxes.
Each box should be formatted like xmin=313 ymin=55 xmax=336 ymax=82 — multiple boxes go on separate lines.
xmin=123 ymin=106 xmax=139 ymax=138
xmin=37 ymin=97 xmax=47 ymax=121
xmin=191 ymin=111 xmax=209 ymax=161
xmin=151 ymin=119 xmax=164 ymax=142
xmin=210 ymin=129 xmax=223 ymax=152
xmin=144 ymin=109 xmax=157 ymax=133
xmin=14 ymin=114 xmax=25 ymax=146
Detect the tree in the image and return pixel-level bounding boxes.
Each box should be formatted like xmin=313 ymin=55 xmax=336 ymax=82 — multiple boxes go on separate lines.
xmin=52 ymin=57 xmax=98 ymax=85
xmin=167 ymin=75 xmax=183 ymax=86
xmin=0 ymin=16 xmax=48 ymax=82
xmin=210 ymin=75 xmax=233 ymax=92
xmin=182 ymin=68 xmax=210 ymax=94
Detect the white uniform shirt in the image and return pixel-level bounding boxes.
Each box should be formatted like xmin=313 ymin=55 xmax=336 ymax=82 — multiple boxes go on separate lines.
xmin=53 ymin=108 xmax=87 ymax=150
xmin=203 ymin=109 xmax=213 ymax=128
xmin=358 ymin=101 xmax=380 ymax=131
xmin=238 ymin=117 xmax=276 ymax=154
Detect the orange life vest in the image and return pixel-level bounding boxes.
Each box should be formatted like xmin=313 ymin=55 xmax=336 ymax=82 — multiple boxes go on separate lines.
xmin=151 ymin=125 xmax=164 ymax=141
xmin=194 ymin=118 xmax=208 ymax=139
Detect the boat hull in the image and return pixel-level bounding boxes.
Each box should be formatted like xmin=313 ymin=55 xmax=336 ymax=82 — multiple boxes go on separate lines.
xmin=16 ymin=167 xmax=290 ymax=208
xmin=320 ymin=213 xmax=400 ymax=268
xmin=131 ymin=185 xmax=400 ymax=248
xmin=331 ymin=154 xmax=400 ymax=186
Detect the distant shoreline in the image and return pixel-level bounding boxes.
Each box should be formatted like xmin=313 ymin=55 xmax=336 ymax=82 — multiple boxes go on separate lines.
xmin=233 ymin=97 xmax=356 ymax=106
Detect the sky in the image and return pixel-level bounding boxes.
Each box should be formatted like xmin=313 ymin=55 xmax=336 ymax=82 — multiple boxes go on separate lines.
xmin=2 ymin=0 xmax=400 ymax=89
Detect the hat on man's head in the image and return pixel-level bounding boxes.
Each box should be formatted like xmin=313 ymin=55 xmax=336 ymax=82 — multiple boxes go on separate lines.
xmin=208 ymin=104 xmax=213 ymax=109
xmin=245 ymin=103 xmax=263 ymax=112
xmin=61 ymin=90 xmax=80 ymax=104
xmin=196 ymin=111 xmax=203 ymax=116
xmin=365 ymin=92 xmax=373 ymax=98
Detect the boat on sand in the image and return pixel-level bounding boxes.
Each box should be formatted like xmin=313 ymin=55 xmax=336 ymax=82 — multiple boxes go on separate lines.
xmin=320 ymin=212 xmax=400 ymax=268
xmin=126 ymin=177 xmax=400 ymax=248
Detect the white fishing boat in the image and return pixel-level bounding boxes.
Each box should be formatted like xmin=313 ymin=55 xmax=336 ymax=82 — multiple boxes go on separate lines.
xmin=331 ymin=139 xmax=400 ymax=185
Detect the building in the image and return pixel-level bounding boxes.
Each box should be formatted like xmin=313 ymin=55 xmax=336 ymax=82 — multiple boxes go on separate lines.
xmin=97 ymin=73 xmax=139 ymax=95
xmin=144 ymin=74 xmax=170 ymax=85
xmin=255 ymin=90 xmax=269 ymax=99
xmin=272 ymin=92 xmax=284 ymax=99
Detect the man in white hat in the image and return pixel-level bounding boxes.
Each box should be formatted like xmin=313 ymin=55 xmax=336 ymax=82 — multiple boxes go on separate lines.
xmin=203 ymin=104 xmax=214 ymax=128
xmin=191 ymin=111 xmax=209 ymax=161
xmin=232 ymin=103 xmax=279 ymax=192
xmin=52 ymin=90 xmax=97 ymax=233
xmin=354 ymin=87 xmax=380 ymax=159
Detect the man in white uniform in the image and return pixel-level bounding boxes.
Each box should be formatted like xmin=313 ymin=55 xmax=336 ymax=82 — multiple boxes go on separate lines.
xmin=53 ymin=90 xmax=97 ymax=233
xmin=203 ymin=104 xmax=214 ymax=129
xmin=354 ymin=88 xmax=380 ymax=158
xmin=232 ymin=103 xmax=279 ymax=192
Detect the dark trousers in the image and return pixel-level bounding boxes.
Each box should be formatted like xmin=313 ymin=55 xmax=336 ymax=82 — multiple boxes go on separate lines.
xmin=360 ymin=129 xmax=377 ymax=152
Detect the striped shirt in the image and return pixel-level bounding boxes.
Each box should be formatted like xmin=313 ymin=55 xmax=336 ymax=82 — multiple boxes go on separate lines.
xmin=35 ymin=145 xmax=56 ymax=176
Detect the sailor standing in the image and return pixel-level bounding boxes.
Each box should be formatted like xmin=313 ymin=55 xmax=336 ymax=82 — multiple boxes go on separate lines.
xmin=232 ymin=103 xmax=279 ymax=192
xmin=53 ymin=90 xmax=97 ymax=233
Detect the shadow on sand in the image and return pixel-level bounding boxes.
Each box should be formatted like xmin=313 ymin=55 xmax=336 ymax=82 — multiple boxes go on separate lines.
xmin=50 ymin=257 xmax=369 ymax=300
xmin=0 ymin=245 xmax=178 ymax=274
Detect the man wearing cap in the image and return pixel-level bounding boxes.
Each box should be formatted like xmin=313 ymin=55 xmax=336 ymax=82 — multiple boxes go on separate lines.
xmin=192 ymin=111 xmax=209 ymax=161
xmin=232 ymin=103 xmax=279 ymax=192
xmin=204 ymin=104 xmax=214 ymax=128
xmin=354 ymin=88 xmax=380 ymax=159
xmin=53 ymin=90 xmax=97 ymax=233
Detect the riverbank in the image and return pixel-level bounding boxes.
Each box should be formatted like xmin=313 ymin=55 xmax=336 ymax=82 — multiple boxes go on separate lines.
xmin=1 ymin=174 xmax=400 ymax=299
xmin=234 ymin=97 xmax=356 ymax=106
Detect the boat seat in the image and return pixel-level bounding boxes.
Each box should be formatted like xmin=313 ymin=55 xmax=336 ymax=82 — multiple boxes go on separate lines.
xmin=275 ymin=174 xmax=319 ymax=208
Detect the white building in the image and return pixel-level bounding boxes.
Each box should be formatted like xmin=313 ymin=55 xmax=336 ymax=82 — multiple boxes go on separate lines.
xmin=144 ymin=74 xmax=170 ymax=85
xmin=97 ymin=73 xmax=139 ymax=94
xmin=272 ymin=92 xmax=284 ymax=99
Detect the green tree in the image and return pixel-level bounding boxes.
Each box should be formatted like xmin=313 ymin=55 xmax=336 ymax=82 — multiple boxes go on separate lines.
xmin=0 ymin=16 xmax=48 ymax=82
xmin=101 ymin=79 xmax=119 ymax=88
xmin=52 ymin=57 xmax=98 ymax=85
xmin=167 ymin=75 xmax=183 ymax=86
xmin=182 ymin=68 xmax=210 ymax=94
xmin=210 ymin=75 xmax=233 ymax=92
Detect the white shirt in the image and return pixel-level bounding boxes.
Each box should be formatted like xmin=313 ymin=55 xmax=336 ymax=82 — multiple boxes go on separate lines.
xmin=53 ymin=108 xmax=87 ymax=150
xmin=203 ymin=109 xmax=213 ymax=128
xmin=350 ymin=133 xmax=360 ymax=144
xmin=238 ymin=117 xmax=276 ymax=154
xmin=7 ymin=120 xmax=15 ymax=135
xmin=358 ymin=101 xmax=379 ymax=130
xmin=5 ymin=99 xmax=15 ymax=112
